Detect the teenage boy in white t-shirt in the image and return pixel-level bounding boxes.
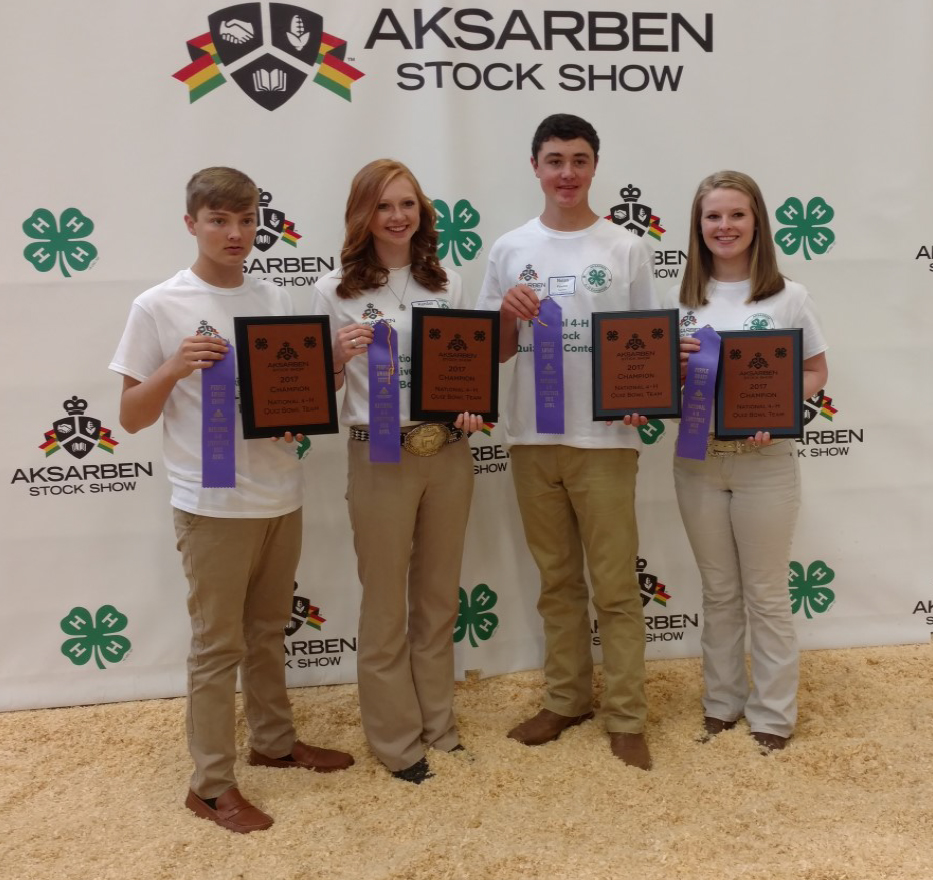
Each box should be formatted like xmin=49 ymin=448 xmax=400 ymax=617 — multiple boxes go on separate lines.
xmin=476 ymin=115 xmax=658 ymax=769
xmin=110 ymin=167 xmax=353 ymax=833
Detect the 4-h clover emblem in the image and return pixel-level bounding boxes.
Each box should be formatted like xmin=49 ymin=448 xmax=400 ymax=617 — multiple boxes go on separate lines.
xmin=429 ymin=328 xmax=441 ymax=340
xmin=255 ymin=337 xmax=269 ymax=350
xmin=745 ymin=315 xmax=773 ymax=331
xmin=295 ymin=436 xmax=311 ymax=459
xmin=433 ymin=198 xmax=482 ymax=266
xmin=774 ymin=196 xmax=835 ymax=260
xmin=473 ymin=330 xmax=486 ymax=342
xmin=303 ymin=335 xmax=317 ymax=348
xmin=651 ymin=328 xmax=664 ymax=340
xmin=277 ymin=341 xmax=298 ymax=360
xmin=637 ymin=418 xmax=666 ymax=445
xmin=61 ymin=605 xmax=131 ymax=669
xmin=23 ymin=208 xmax=98 ymax=278
xmin=775 ymin=347 xmax=787 ymax=358
xmin=788 ymin=560 xmax=836 ymax=618
xmin=454 ymin=584 xmax=499 ymax=647
xmin=626 ymin=333 xmax=646 ymax=351
xmin=606 ymin=330 xmax=619 ymax=342
xmin=581 ymin=263 xmax=612 ymax=293
xmin=729 ymin=349 xmax=742 ymax=360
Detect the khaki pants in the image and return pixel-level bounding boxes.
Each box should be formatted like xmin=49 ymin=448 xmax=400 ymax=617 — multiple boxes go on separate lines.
xmin=673 ymin=441 xmax=800 ymax=736
xmin=173 ymin=508 xmax=301 ymax=798
xmin=347 ymin=437 xmax=474 ymax=771
xmin=510 ymin=445 xmax=647 ymax=733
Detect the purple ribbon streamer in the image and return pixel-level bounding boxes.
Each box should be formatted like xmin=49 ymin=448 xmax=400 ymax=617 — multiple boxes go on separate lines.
xmin=676 ymin=325 xmax=721 ymax=460
xmin=533 ymin=297 xmax=565 ymax=434
xmin=202 ymin=343 xmax=236 ymax=488
xmin=368 ymin=321 xmax=401 ymax=463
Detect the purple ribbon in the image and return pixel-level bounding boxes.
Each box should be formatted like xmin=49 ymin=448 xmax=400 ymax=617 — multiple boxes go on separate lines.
xmin=368 ymin=321 xmax=401 ymax=463
xmin=533 ymin=297 xmax=565 ymax=434
xmin=202 ymin=344 xmax=236 ymax=487
xmin=676 ymin=325 xmax=721 ymax=460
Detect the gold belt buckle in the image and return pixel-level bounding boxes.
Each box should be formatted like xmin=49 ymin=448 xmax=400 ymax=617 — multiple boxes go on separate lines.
xmin=403 ymin=423 xmax=450 ymax=457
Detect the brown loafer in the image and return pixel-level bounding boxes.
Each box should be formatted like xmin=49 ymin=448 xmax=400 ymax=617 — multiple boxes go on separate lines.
xmin=752 ymin=731 xmax=789 ymax=752
xmin=507 ymin=708 xmax=595 ymax=746
xmin=248 ymin=739 xmax=354 ymax=772
xmin=185 ymin=788 xmax=273 ymax=833
xmin=699 ymin=716 xmax=739 ymax=742
xmin=609 ymin=732 xmax=652 ymax=770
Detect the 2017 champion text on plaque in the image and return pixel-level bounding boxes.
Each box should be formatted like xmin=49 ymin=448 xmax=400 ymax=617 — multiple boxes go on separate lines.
xmin=410 ymin=308 xmax=499 ymax=422
xmin=715 ymin=329 xmax=804 ymax=439
xmin=591 ymin=310 xmax=681 ymax=420
xmin=233 ymin=315 xmax=338 ymax=439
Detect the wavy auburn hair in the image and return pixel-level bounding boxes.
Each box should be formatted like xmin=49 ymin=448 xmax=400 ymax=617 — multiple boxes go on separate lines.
xmin=336 ymin=159 xmax=447 ymax=299
xmin=679 ymin=170 xmax=785 ymax=309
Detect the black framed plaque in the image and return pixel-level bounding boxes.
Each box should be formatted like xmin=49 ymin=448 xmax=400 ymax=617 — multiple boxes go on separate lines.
xmin=715 ymin=329 xmax=804 ymax=439
xmin=233 ymin=315 xmax=339 ymax=439
xmin=592 ymin=309 xmax=681 ymax=420
xmin=410 ymin=308 xmax=499 ymax=422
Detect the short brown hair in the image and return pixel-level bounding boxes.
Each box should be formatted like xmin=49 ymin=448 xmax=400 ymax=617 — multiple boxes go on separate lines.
xmin=679 ymin=170 xmax=785 ymax=309
xmin=185 ymin=167 xmax=259 ymax=217
xmin=337 ymin=159 xmax=447 ymax=299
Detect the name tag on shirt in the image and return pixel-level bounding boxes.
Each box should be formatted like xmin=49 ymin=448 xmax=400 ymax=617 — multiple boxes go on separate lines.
xmin=548 ymin=276 xmax=576 ymax=297
xmin=410 ymin=299 xmax=442 ymax=308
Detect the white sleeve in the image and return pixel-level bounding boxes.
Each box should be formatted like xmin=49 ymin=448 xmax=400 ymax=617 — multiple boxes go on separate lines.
xmin=475 ymin=244 xmax=505 ymax=311
xmin=108 ymin=302 xmax=164 ymax=383
xmin=628 ymin=237 xmax=659 ymax=310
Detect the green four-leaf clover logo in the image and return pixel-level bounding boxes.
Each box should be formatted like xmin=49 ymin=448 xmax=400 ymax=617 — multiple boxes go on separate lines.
xmin=434 ymin=198 xmax=482 ymax=266
xmin=788 ymin=560 xmax=836 ymax=618
xmin=60 ymin=605 xmax=131 ymax=669
xmin=454 ymin=584 xmax=499 ymax=647
xmin=23 ymin=208 xmax=98 ymax=277
xmin=774 ymin=197 xmax=835 ymax=260
xmin=637 ymin=418 xmax=666 ymax=445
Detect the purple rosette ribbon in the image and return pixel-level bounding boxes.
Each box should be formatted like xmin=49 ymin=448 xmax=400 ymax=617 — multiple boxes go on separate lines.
xmin=368 ymin=321 xmax=401 ymax=463
xmin=202 ymin=344 xmax=236 ymax=488
xmin=533 ymin=297 xmax=564 ymax=434
xmin=675 ymin=325 xmax=721 ymax=460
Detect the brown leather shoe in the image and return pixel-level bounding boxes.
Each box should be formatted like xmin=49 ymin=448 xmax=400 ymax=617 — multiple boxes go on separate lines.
xmin=507 ymin=708 xmax=594 ymax=745
xmin=609 ymin=732 xmax=652 ymax=770
xmin=752 ymin=731 xmax=789 ymax=752
xmin=185 ymin=788 xmax=273 ymax=833
xmin=700 ymin=716 xmax=738 ymax=741
xmin=248 ymin=739 xmax=354 ymax=772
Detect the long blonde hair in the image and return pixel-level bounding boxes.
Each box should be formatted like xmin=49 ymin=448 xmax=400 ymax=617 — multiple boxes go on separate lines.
xmin=679 ymin=170 xmax=785 ymax=308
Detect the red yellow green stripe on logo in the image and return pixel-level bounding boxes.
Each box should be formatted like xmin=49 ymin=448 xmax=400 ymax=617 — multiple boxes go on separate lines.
xmin=282 ymin=220 xmax=302 ymax=247
xmin=97 ymin=428 xmax=119 ymax=453
xmin=481 ymin=422 xmax=496 ymax=436
xmin=648 ymin=215 xmax=666 ymax=241
xmin=172 ymin=33 xmax=226 ymax=103
xmin=652 ymin=586 xmax=671 ymax=606
xmin=820 ymin=395 xmax=837 ymax=420
xmin=306 ymin=605 xmax=326 ymax=630
xmin=313 ymin=33 xmax=365 ymax=101
xmin=39 ymin=430 xmax=60 ymax=457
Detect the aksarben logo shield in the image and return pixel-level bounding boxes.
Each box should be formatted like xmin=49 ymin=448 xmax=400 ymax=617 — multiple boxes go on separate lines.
xmin=208 ymin=3 xmax=329 ymax=110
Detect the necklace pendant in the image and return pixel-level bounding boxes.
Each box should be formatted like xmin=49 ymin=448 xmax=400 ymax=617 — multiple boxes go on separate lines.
xmin=398 ymin=303 xmax=406 ymax=311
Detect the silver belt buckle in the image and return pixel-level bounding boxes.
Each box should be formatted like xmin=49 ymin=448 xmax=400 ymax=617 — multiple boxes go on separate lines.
xmin=403 ymin=423 xmax=450 ymax=457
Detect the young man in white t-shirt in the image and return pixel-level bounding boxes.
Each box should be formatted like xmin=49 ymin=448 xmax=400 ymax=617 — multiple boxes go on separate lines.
xmin=110 ymin=167 xmax=353 ymax=833
xmin=476 ymin=115 xmax=657 ymax=769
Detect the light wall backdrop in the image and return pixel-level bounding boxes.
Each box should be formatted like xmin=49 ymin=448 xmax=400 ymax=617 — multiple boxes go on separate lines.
xmin=2 ymin=0 xmax=931 ymax=710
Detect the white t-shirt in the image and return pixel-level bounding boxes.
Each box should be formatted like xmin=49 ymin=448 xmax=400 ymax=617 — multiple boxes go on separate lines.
xmin=309 ymin=267 xmax=463 ymax=427
xmin=664 ymin=278 xmax=828 ymax=359
xmin=109 ymin=269 xmax=306 ymax=517
xmin=476 ymin=217 xmax=658 ymax=449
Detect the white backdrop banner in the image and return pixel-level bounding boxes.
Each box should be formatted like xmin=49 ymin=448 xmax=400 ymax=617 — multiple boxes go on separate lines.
xmin=2 ymin=0 xmax=931 ymax=710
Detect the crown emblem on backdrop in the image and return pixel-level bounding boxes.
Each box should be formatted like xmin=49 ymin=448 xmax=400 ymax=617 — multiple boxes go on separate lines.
xmin=607 ymin=184 xmax=665 ymax=241
xmin=63 ymin=396 xmax=89 ymax=416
